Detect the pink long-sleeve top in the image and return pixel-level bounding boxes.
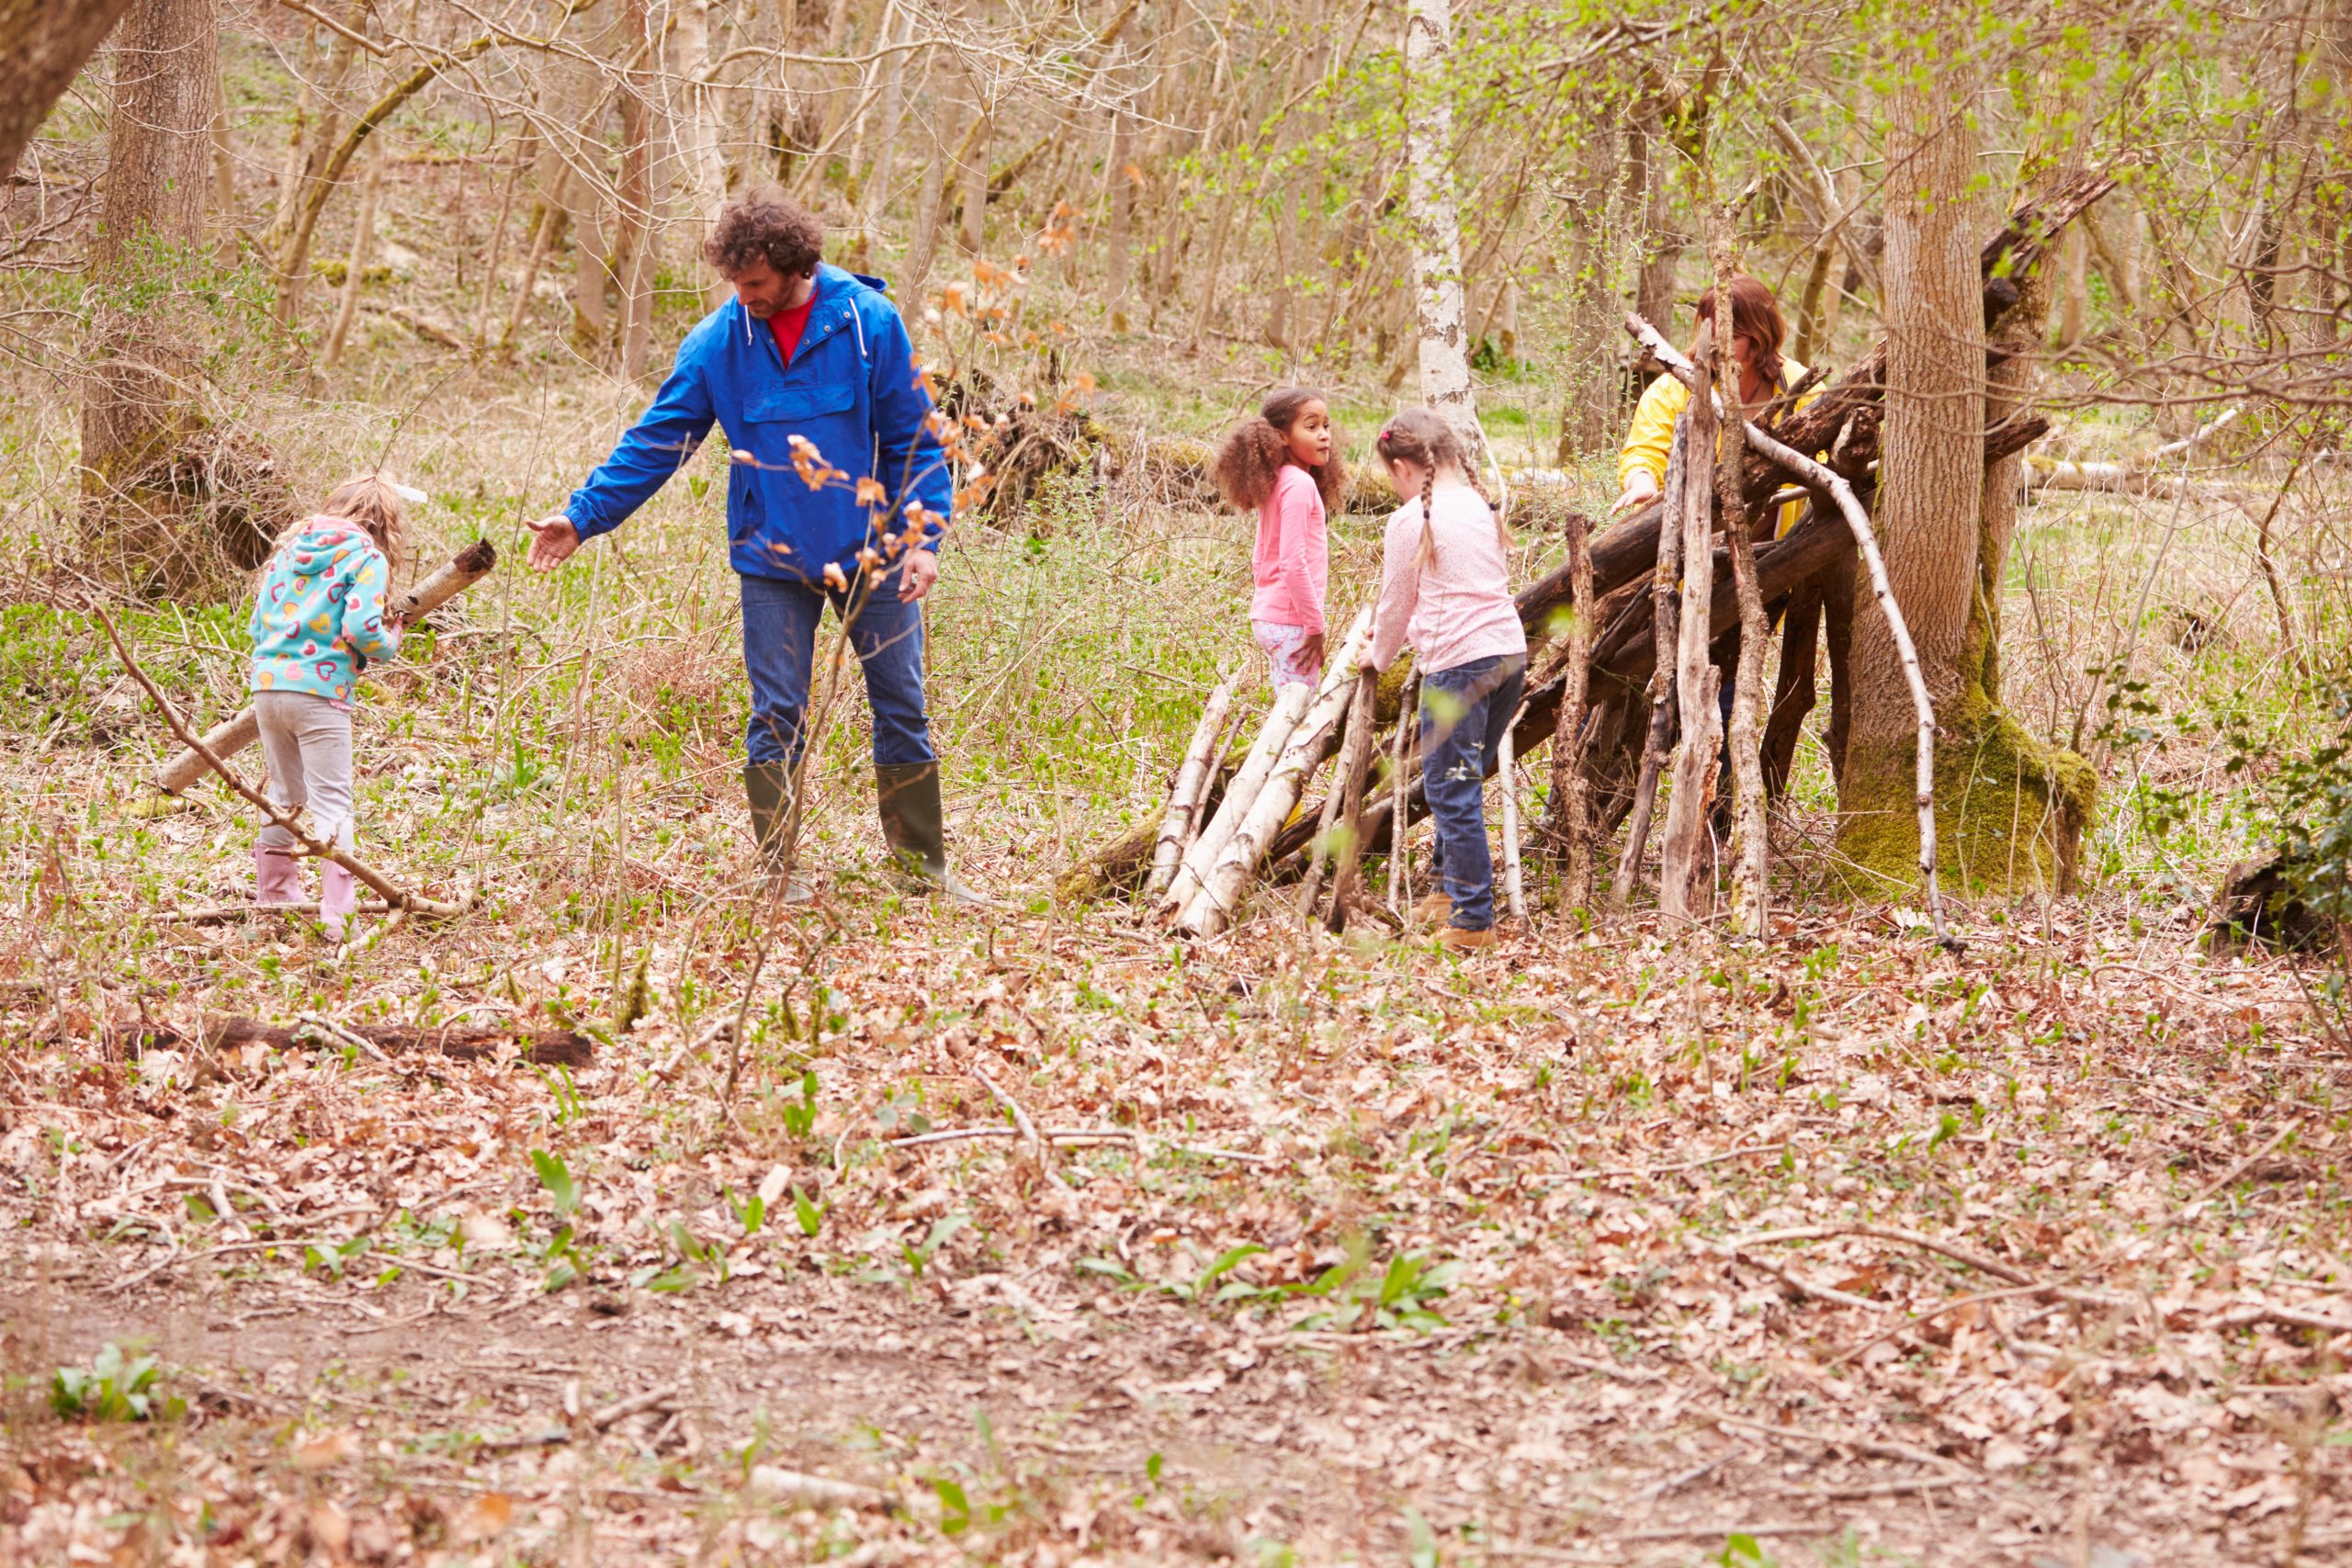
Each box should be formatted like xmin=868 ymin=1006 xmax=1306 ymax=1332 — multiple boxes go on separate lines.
xmin=1370 ymin=483 xmax=1528 ymax=675
xmin=1249 ymin=464 xmax=1328 ymax=636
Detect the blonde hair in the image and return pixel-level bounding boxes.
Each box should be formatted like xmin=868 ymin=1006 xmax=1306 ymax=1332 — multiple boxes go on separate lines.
xmin=1374 ymin=408 xmax=1506 ymax=569
xmin=318 ymin=474 xmax=408 ymax=575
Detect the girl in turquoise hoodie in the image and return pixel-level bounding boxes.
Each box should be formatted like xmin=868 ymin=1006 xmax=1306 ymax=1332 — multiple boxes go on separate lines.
xmin=247 ymin=475 xmax=406 ymax=938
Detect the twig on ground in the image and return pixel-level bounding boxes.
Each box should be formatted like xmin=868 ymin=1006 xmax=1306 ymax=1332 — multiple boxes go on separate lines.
xmin=296 ymin=1012 xmax=391 ymax=1062
xmin=1724 ymin=1224 xmax=2036 ymax=1286
xmin=886 ymin=1125 xmax=1270 ymax=1164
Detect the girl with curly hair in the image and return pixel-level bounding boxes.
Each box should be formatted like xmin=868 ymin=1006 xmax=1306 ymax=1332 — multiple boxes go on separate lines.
xmin=1213 ymin=389 xmax=1346 ymax=688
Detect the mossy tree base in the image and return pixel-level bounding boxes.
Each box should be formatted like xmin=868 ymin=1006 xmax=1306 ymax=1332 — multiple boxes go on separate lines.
xmin=1836 ymin=699 xmax=2096 ymax=898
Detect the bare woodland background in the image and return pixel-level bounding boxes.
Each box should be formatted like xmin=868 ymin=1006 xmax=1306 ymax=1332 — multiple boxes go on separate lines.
xmin=2 ymin=3 xmax=2352 ymax=1565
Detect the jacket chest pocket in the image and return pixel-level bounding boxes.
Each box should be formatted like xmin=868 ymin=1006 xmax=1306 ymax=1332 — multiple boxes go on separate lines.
xmin=743 ymin=380 xmax=856 ymax=430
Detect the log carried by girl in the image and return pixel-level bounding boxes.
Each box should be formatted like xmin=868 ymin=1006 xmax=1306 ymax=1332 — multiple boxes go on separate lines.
xmin=1364 ymin=409 xmax=1527 ymax=953
xmin=1214 ymin=389 xmax=1346 ymax=691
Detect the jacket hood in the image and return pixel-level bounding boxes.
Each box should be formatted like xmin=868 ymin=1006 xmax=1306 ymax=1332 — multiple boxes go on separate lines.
xmin=271 ymin=518 xmax=380 ymax=581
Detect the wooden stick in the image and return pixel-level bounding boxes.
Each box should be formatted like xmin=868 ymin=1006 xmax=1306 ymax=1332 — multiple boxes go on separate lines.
xmin=1629 ymin=311 xmax=1954 ymax=949
xmin=150 ymin=540 xmax=498 ymax=795
xmin=97 ymin=610 xmax=469 ymax=920
xmin=1712 ymin=294 xmax=1772 ymax=939
xmin=1161 ymin=681 xmax=1314 ymax=917
xmin=1498 ymin=705 xmax=1525 ymax=923
xmin=1146 ymin=672 xmax=1238 ymax=901
xmin=1388 ymin=672 xmax=1417 ymax=916
xmin=1323 ymin=667 xmax=1381 ymax=934
xmin=1547 ymin=506 xmax=1594 ymax=913
xmin=1658 ymin=318 xmax=1720 ymax=921
xmin=1612 ymin=412 xmax=1690 ymax=907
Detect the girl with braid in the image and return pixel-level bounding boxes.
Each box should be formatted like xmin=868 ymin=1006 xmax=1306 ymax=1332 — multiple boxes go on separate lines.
xmin=1364 ymin=409 xmax=1526 ymax=953
xmin=1214 ymin=389 xmax=1346 ymax=689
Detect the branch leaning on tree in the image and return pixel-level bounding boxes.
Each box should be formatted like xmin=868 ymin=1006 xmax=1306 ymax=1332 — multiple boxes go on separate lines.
xmin=96 ymin=609 xmax=470 ymax=922
xmin=1624 ymin=311 xmax=1954 ymax=952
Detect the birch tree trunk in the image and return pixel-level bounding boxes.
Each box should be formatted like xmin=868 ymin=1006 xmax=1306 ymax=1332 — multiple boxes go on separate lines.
xmin=1402 ymin=0 xmax=1481 ymax=457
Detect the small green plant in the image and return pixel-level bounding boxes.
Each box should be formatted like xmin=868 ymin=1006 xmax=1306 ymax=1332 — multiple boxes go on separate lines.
xmin=531 ymin=1148 xmax=579 ymax=1219
xmin=51 ymin=1342 xmax=182 ymax=1423
xmin=791 ymin=1186 xmax=827 ymax=1238
xmin=780 ymin=1070 xmax=820 ymax=1140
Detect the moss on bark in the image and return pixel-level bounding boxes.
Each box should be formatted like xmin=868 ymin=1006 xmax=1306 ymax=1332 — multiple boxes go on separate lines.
xmin=1837 ymin=678 xmax=2096 ymax=897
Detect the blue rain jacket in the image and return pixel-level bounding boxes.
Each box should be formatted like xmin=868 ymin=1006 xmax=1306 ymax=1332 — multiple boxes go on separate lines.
xmin=562 ymin=265 xmax=951 ymax=583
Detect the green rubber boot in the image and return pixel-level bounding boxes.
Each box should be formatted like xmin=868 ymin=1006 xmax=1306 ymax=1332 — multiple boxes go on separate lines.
xmin=876 ymin=761 xmax=1002 ymax=908
xmin=743 ymin=762 xmax=814 ymax=904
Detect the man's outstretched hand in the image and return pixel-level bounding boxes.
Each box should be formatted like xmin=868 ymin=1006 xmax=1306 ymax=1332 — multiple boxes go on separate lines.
xmin=899 ymin=548 xmax=939 ymax=603
xmin=526 ymin=514 xmax=581 ymax=572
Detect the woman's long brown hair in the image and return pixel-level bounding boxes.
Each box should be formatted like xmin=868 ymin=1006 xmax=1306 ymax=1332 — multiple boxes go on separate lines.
xmin=1691 ymin=274 xmax=1790 ymax=392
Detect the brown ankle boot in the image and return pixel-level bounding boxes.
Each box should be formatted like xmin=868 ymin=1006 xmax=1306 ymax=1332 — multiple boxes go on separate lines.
xmin=1435 ymin=924 xmax=1498 ymax=953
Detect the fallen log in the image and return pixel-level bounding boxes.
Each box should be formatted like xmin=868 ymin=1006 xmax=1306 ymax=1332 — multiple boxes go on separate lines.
xmin=148 ymin=539 xmax=498 ymax=797
xmin=119 ymin=1014 xmax=592 ymax=1067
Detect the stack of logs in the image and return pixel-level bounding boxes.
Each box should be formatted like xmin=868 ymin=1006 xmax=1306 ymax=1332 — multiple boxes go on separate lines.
xmin=1069 ymin=173 xmax=2113 ymax=931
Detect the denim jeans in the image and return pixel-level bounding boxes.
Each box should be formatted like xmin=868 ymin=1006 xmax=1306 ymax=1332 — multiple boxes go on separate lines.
xmin=739 ymin=567 xmax=935 ymax=767
xmin=1419 ymin=653 xmax=1526 ymax=931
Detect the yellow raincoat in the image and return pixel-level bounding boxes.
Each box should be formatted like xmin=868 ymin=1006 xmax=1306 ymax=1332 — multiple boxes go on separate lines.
xmin=1619 ymin=357 xmax=1815 ymax=537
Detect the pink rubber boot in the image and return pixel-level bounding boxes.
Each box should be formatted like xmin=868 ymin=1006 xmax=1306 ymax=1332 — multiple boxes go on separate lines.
xmin=320 ymin=862 xmax=357 ymax=942
xmin=253 ymin=845 xmax=303 ymax=908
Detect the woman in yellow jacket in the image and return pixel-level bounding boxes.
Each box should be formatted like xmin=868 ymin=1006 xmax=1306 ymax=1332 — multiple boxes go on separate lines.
xmin=1612 ymin=275 xmax=1812 ymax=537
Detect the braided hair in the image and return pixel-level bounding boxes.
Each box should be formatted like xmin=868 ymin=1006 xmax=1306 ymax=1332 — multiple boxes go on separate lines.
xmin=1212 ymin=387 xmax=1348 ymax=513
xmin=1374 ymin=408 xmax=1505 ymax=570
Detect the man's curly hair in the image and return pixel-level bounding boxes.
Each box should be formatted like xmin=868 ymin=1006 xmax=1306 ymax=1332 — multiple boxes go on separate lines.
xmin=1212 ymin=388 xmax=1346 ymax=514
xmin=703 ymin=192 xmax=824 ymax=278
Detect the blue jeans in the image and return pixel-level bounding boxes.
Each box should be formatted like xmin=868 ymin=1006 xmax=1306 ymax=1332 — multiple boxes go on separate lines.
xmin=739 ymin=568 xmax=935 ymax=767
xmin=1419 ymin=653 xmax=1526 ymax=931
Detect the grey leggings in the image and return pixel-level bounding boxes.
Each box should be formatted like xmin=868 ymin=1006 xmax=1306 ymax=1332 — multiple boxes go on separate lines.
xmin=254 ymin=691 xmax=355 ymax=852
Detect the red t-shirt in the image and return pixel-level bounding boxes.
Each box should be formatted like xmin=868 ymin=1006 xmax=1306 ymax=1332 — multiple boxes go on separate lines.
xmin=767 ymin=292 xmax=817 ymax=365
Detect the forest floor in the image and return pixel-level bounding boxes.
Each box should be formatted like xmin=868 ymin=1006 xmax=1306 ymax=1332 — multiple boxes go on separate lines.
xmin=2 ymin=373 xmax=2348 ymax=1565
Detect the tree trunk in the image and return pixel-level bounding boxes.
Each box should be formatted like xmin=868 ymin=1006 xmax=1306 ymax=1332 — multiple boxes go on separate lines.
xmin=1630 ymin=97 xmax=1680 ymax=368
xmin=674 ymin=0 xmax=729 ymax=312
xmin=1402 ymin=0 xmax=1481 ymax=457
xmin=1104 ymin=83 xmax=1136 ymax=329
xmin=1 ymin=0 xmax=137 ymax=178
xmin=611 ymin=0 xmax=656 ymax=378
xmin=1837 ymin=73 xmax=2093 ymax=896
xmin=82 ymin=0 xmax=222 ymax=582
xmin=956 ymin=97 xmax=992 ymax=254
xmin=318 ymin=137 xmax=386 ymax=371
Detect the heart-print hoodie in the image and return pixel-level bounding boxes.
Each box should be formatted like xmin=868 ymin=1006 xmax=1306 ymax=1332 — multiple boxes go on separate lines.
xmin=248 ymin=516 xmax=401 ymax=706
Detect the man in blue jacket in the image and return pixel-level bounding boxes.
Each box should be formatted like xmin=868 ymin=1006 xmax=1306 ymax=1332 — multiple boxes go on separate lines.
xmin=526 ymin=193 xmax=988 ymax=905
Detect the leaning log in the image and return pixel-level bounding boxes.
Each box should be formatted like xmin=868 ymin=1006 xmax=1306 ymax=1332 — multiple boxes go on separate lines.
xmin=1146 ymin=674 xmax=1238 ymax=901
xmin=1179 ymin=612 xmax=1372 ymax=937
xmin=148 ymin=539 xmax=498 ymax=796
